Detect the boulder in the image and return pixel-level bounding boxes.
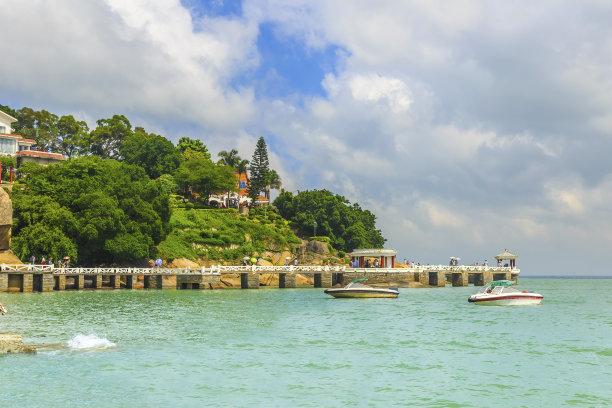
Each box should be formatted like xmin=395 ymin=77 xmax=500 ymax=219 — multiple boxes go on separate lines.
xmin=168 ymin=258 xmax=200 ymax=268
xmin=0 ymin=334 xmax=36 ymax=354
xmin=0 ymin=188 xmax=12 ymax=250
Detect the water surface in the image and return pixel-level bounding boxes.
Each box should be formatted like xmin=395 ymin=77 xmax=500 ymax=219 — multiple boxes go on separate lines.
xmin=1 ymin=278 xmax=611 ymax=407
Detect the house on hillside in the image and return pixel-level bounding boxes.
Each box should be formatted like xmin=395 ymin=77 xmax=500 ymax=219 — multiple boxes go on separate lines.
xmin=0 ymin=110 xmax=66 ymax=167
xmin=209 ymin=171 xmax=269 ymax=208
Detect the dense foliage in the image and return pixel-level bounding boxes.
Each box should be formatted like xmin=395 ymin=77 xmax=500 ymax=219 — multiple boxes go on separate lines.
xmin=120 ymin=128 xmax=182 ymax=179
xmin=157 ymin=208 xmax=301 ymax=262
xmin=11 ymin=157 xmax=171 ymax=264
xmin=273 ymin=189 xmax=386 ymax=252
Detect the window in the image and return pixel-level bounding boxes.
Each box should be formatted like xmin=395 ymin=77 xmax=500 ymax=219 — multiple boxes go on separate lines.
xmin=239 ymin=181 xmax=247 ymax=189
xmin=0 ymin=126 xmax=6 ymax=133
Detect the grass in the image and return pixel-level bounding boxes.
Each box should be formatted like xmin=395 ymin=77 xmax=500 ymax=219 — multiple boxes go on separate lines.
xmin=156 ymin=207 xmax=302 ymax=262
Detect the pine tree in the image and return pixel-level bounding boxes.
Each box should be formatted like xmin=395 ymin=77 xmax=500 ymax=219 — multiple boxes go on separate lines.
xmin=247 ymin=136 xmax=270 ymax=206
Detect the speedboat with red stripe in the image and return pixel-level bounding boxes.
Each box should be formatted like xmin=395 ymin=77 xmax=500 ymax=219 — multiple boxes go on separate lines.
xmin=468 ymin=280 xmax=542 ymax=306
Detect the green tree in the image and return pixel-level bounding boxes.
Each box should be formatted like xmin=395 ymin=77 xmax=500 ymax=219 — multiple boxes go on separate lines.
xmin=177 ymin=137 xmax=210 ymax=159
xmin=55 ymin=115 xmax=89 ymax=157
xmin=12 ymin=156 xmax=171 ymax=264
xmin=13 ymin=107 xmax=59 ymax=150
xmin=247 ymin=136 xmax=270 ymax=205
xmin=265 ymin=169 xmax=282 ymax=200
xmin=0 ymin=104 xmax=17 ymax=118
xmin=88 ymin=114 xmax=133 ymax=159
xmin=120 ymin=128 xmax=182 ymax=178
xmin=173 ymin=158 xmax=236 ymax=202
xmin=273 ymin=189 xmax=386 ymax=252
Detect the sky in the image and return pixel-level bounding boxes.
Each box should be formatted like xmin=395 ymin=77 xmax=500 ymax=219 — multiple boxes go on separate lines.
xmin=2 ymin=0 xmax=612 ymax=276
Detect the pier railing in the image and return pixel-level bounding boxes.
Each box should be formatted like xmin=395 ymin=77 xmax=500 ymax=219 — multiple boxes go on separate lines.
xmin=0 ymin=264 xmax=519 ymax=275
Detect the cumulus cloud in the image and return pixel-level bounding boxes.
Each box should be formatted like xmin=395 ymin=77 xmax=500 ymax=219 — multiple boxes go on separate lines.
xmin=3 ymin=0 xmax=612 ymax=274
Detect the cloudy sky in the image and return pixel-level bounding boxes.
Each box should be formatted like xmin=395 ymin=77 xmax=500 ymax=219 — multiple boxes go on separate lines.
xmin=3 ymin=0 xmax=612 ymax=275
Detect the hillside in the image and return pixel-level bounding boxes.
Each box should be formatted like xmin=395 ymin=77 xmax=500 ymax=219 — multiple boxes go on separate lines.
xmin=156 ymin=207 xmax=334 ymax=266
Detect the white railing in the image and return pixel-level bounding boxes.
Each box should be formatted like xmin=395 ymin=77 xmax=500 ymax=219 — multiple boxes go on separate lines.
xmin=0 ymin=264 xmax=519 ymax=275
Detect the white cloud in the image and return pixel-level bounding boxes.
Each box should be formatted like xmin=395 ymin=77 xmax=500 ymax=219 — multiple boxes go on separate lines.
xmin=4 ymin=0 xmax=612 ymax=274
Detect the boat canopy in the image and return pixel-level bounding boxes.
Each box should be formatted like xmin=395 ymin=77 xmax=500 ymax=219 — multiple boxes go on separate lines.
xmin=351 ymin=278 xmax=369 ymax=283
xmin=485 ymin=280 xmax=516 ymax=288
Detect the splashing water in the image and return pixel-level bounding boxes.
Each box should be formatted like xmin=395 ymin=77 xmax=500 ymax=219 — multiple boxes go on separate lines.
xmin=67 ymin=334 xmax=116 ymax=350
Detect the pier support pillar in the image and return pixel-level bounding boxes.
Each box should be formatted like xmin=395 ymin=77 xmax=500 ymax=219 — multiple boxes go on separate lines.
xmin=55 ymin=275 xmax=66 ymax=291
xmin=279 ymin=273 xmax=296 ymax=288
xmin=22 ymin=273 xmax=33 ymax=293
xmin=474 ymin=271 xmax=493 ymax=286
xmin=452 ymin=272 xmax=468 ymax=287
xmin=144 ymin=275 xmax=163 ymax=289
xmin=93 ymin=275 xmax=103 ymax=289
xmin=416 ymin=270 xmax=428 ymax=284
xmin=429 ymin=271 xmax=446 ymax=287
xmin=493 ymin=272 xmax=510 ymax=281
xmin=125 ymin=275 xmax=136 ymax=289
xmin=241 ymin=273 xmax=259 ymax=289
xmin=42 ymin=274 xmax=54 ymax=292
xmin=0 ymin=273 xmax=7 ymax=292
xmin=314 ymin=273 xmax=333 ymax=288
xmin=110 ymin=275 xmax=121 ymax=289
xmin=76 ymin=275 xmax=85 ymax=290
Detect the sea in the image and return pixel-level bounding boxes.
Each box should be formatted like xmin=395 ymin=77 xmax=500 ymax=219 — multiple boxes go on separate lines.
xmin=1 ymin=278 xmax=611 ymax=407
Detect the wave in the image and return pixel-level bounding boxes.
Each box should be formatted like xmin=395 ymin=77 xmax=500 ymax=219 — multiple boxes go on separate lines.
xmin=67 ymin=334 xmax=116 ymax=351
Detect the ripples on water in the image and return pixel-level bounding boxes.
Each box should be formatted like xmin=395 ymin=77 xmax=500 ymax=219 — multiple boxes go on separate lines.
xmin=1 ymin=278 xmax=611 ymax=407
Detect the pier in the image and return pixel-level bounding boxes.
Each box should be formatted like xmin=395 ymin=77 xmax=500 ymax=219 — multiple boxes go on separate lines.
xmin=0 ymin=264 xmax=519 ymax=292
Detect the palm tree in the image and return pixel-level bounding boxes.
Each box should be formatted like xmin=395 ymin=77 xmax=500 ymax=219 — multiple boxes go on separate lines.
xmin=217 ymin=149 xmax=240 ymax=206
xmin=217 ymin=149 xmax=240 ymax=168
xmin=265 ymin=170 xmax=282 ymax=200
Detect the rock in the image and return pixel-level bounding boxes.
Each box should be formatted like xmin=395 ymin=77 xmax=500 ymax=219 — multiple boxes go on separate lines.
xmin=0 ymin=188 xmax=12 ymax=250
xmin=0 ymin=334 xmax=36 ymax=354
xmin=168 ymin=258 xmax=200 ymax=268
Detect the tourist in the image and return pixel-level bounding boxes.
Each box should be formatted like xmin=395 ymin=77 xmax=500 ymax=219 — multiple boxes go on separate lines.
xmin=41 ymin=256 xmax=46 ymax=265
xmin=294 ymin=259 xmax=298 ymax=266
xmin=155 ymin=258 xmax=162 ymax=268
xmin=374 ymin=259 xmax=379 ymax=268
xmin=58 ymin=259 xmax=62 ymax=268
xmin=30 ymin=255 xmax=35 ymax=265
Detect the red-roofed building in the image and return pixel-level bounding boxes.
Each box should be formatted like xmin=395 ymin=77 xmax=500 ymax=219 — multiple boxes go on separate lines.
xmin=209 ymin=171 xmax=269 ymax=207
xmin=0 ymin=110 xmax=66 ymax=167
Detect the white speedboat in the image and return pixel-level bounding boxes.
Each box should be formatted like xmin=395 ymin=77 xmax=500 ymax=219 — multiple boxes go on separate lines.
xmin=324 ymin=279 xmax=399 ymax=298
xmin=468 ymin=280 xmax=542 ymax=306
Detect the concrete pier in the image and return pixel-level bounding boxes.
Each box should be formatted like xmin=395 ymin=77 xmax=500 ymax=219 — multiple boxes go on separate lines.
xmin=313 ymin=272 xmax=333 ymax=288
xmin=429 ymin=271 xmax=446 ymax=287
xmin=144 ymin=275 xmax=163 ymax=289
xmin=279 ymin=273 xmax=297 ymax=288
xmin=241 ymin=273 xmax=260 ymax=289
xmin=94 ymin=275 xmax=103 ymax=289
xmin=452 ymin=271 xmax=469 ymax=287
xmin=125 ymin=275 xmax=136 ymax=289
xmin=0 ymin=264 xmax=520 ymax=292
xmin=76 ymin=275 xmax=84 ymax=290
xmin=55 ymin=275 xmax=66 ymax=291
xmin=111 ymin=275 xmax=121 ymax=289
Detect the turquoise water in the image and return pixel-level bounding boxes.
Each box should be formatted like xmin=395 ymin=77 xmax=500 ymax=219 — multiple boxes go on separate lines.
xmin=1 ymin=278 xmax=612 ymax=407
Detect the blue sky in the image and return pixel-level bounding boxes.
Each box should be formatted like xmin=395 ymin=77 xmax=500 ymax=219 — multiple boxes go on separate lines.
xmin=2 ymin=0 xmax=612 ymax=275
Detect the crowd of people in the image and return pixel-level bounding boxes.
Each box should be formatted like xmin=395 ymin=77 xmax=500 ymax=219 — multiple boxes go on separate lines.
xmin=29 ymin=255 xmax=70 ymax=268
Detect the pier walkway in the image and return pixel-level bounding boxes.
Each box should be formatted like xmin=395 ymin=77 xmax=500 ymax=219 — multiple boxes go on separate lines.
xmin=0 ymin=264 xmax=519 ymax=292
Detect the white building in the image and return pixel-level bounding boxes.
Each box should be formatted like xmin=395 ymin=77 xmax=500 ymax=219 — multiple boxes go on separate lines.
xmin=0 ymin=110 xmax=65 ymax=166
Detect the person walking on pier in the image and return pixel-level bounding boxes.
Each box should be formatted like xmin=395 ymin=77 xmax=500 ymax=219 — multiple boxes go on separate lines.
xmin=30 ymin=255 xmax=35 ymax=265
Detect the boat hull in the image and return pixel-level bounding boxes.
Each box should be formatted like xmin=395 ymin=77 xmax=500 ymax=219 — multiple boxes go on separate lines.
xmin=324 ymin=289 xmax=399 ymax=298
xmin=468 ymin=295 xmax=542 ymax=306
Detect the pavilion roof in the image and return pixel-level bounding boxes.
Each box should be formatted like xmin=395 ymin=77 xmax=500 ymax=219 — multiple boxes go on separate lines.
xmin=494 ymin=249 xmax=518 ymax=260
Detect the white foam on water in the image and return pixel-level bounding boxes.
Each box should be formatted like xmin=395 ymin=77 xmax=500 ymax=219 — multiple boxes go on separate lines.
xmin=67 ymin=334 xmax=116 ymax=350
